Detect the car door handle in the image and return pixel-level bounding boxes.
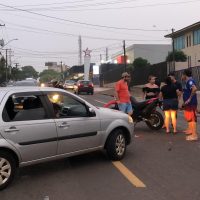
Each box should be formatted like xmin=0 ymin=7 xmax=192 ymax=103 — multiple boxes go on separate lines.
xmin=4 ymin=127 xmax=20 ymax=132
xmin=57 ymin=122 xmax=70 ymax=128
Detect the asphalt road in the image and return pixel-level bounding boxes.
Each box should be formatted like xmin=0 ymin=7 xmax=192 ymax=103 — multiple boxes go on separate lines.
xmin=1 ymin=91 xmax=200 ymax=200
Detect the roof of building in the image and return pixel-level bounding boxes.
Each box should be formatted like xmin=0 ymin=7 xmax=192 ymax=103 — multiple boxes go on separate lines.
xmin=165 ymin=21 xmax=200 ymax=38
xmin=112 ymin=43 xmax=171 ymax=58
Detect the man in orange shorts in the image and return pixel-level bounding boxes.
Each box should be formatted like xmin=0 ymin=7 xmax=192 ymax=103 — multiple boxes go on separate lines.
xmin=182 ymin=69 xmax=198 ymax=141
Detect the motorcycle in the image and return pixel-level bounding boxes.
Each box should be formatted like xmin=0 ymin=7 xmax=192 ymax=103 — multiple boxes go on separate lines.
xmin=104 ymin=96 xmax=164 ymax=130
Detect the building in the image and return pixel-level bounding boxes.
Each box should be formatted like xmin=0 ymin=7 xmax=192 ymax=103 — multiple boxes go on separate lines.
xmin=45 ymin=62 xmax=69 ymax=72
xmin=165 ymin=21 xmax=200 ymax=71
xmin=111 ymin=44 xmax=171 ymax=65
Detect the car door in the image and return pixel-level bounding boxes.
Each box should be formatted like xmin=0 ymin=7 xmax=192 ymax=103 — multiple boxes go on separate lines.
xmin=46 ymin=92 xmax=101 ymax=154
xmin=0 ymin=91 xmax=58 ymax=163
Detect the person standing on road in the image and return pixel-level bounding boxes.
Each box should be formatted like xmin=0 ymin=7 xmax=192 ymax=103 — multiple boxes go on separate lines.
xmin=50 ymin=79 xmax=64 ymax=89
xmin=143 ymin=75 xmax=160 ymax=100
xmin=160 ymin=77 xmax=180 ymax=134
xmin=168 ymin=72 xmax=182 ymax=99
xmin=115 ymin=72 xmax=133 ymax=116
xmin=182 ymin=69 xmax=198 ymax=141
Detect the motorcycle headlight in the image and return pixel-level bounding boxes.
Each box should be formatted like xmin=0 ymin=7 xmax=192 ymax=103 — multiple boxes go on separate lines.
xmin=128 ymin=115 xmax=134 ymax=124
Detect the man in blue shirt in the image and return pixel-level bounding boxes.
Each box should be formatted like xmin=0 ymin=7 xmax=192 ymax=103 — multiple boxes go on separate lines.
xmin=182 ymin=69 xmax=198 ymax=141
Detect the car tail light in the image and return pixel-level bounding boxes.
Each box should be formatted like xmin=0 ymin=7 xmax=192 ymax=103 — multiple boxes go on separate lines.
xmin=89 ymin=83 xmax=94 ymax=87
xmin=78 ymin=83 xmax=83 ymax=87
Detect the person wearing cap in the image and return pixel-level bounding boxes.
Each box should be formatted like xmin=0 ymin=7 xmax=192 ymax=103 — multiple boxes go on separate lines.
xmin=182 ymin=69 xmax=198 ymax=141
xmin=115 ymin=72 xmax=133 ymax=116
xmin=143 ymin=75 xmax=160 ymax=100
xmin=50 ymin=79 xmax=64 ymax=89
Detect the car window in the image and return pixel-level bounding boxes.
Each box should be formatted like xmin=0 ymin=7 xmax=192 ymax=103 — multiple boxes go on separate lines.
xmin=80 ymin=81 xmax=90 ymax=85
xmin=47 ymin=93 xmax=88 ymax=118
xmin=2 ymin=94 xmax=48 ymax=122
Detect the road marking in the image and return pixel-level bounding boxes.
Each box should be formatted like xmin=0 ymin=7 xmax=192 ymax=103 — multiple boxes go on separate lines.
xmin=94 ymin=99 xmax=107 ymax=104
xmin=112 ymin=161 xmax=146 ymax=188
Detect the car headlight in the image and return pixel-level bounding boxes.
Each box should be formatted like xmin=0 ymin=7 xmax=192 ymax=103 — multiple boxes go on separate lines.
xmin=128 ymin=115 xmax=134 ymax=124
xmin=41 ymin=83 xmax=45 ymax=87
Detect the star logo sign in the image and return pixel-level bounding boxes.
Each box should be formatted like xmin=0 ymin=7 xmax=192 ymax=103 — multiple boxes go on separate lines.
xmin=83 ymin=48 xmax=92 ymax=57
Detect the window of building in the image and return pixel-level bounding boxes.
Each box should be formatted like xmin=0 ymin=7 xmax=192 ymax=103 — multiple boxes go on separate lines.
xmin=174 ymin=35 xmax=185 ymax=50
xmin=193 ymin=29 xmax=200 ymax=45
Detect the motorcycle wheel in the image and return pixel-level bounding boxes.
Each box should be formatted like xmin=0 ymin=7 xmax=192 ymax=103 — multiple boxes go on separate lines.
xmin=145 ymin=111 xmax=164 ymax=130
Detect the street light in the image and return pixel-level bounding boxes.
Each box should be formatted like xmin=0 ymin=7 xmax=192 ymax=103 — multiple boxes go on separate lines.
xmin=0 ymin=38 xmax=18 ymax=50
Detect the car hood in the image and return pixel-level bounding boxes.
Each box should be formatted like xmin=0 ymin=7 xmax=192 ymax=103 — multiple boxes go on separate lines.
xmin=97 ymin=107 xmax=128 ymax=119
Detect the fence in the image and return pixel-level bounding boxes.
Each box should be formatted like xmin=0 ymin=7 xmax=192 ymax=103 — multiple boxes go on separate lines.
xmin=100 ymin=62 xmax=167 ymax=87
xmin=100 ymin=64 xmax=130 ymax=85
xmin=174 ymin=66 xmax=200 ymax=89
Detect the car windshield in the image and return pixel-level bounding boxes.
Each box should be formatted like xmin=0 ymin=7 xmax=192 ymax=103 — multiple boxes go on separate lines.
xmin=13 ymin=81 xmax=37 ymax=86
xmin=65 ymin=80 xmax=75 ymax=84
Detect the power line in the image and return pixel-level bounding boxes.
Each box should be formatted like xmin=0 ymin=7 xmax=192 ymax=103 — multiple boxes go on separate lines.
xmin=0 ymin=0 xmax=138 ymax=11
xmin=0 ymin=3 xmax=168 ymax=32
xmin=6 ymin=24 xmax=168 ymax=41
xmin=17 ymin=0 xmax=199 ymax=12
xmin=11 ymin=0 xmax=99 ymax=7
xmin=2 ymin=13 xmax=166 ymax=39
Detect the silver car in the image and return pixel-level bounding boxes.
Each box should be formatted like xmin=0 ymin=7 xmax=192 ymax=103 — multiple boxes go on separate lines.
xmin=0 ymin=87 xmax=134 ymax=190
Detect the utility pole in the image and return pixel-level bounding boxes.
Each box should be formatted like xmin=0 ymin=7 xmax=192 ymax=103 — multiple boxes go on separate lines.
xmin=14 ymin=62 xmax=19 ymax=68
xmin=78 ymin=35 xmax=82 ymax=65
xmin=100 ymin=54 xmax=102 ymax=63
xmin=106 ymin=47 xmax=108 ymax=61
xmin=172 ymin=28 xmax=175 ymax=72
xmin=123 ymin=40 xmax=126 ymax=71
xmin=4 ymin=48 xmax=11 ymax=82
xmin=60 ymin=61 xmax=64 ymax=80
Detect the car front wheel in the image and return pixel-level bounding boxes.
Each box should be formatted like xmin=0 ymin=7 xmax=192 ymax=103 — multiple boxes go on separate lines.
xmin=0 ymin=151 xmax=16 ymax=190
xmin=106 ymin=129 xmax=127 ymax=161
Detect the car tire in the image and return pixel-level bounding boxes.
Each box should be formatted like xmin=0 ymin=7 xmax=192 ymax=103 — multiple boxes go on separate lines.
xmin=0 ymin=151 xmax=17 ymax=190
xmin=91 ymin=91 xmax=94 ymax=95
xmin=106 ymin=129 xmax=127 ymax=161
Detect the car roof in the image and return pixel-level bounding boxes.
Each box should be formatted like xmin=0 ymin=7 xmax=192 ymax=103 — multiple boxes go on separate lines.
xmin=0 ymin=86 xmax=95 ymax=108
xmin=0 ymin=86 xmax=66 ymax=93
xmin=0 ymin=87 xmax=68 ymax=104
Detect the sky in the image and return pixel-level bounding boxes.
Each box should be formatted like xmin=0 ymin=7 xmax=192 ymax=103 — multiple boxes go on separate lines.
xmin=0 ymin=0 xmax=200 ymax=72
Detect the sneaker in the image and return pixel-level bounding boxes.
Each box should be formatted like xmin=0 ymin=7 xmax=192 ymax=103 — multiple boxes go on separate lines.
xmin=186 ymin=135 xmax=198 ymax=141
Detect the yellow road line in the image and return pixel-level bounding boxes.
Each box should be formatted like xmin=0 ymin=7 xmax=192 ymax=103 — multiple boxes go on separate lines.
xmin=112 ymin=161 xmax=146 ymax=188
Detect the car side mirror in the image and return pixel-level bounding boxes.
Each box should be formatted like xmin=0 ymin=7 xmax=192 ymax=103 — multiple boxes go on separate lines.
xmin=89 ymin=107 xmax=96 ymax=117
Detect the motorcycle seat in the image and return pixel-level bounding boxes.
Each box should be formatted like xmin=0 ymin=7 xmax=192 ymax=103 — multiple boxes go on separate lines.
xmin=130 ymin=97 xmax=148 ymax=108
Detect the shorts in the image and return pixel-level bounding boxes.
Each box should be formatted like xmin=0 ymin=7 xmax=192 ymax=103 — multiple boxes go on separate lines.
xmin=163 ymin=99 xmax=178 ymax=111
xmin=184 ymin=105 xmax=197 ymax=122
xmin=118 ymin=102 xmax=133 ymax=114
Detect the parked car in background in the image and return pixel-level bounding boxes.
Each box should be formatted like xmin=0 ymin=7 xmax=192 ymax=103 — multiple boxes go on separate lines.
xmin=63 ymin=80 xmax=75 ymax=90
xmin=0 ymin=87 xmax=134 ymax=190
xmin=74 ymin=80 xmax=94 ymax=95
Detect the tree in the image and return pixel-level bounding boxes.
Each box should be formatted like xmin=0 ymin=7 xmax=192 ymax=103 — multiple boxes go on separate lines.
xmin=0 ymin=57 xmax=6 ymax=84
xmin=11 ymin=66 xmax=23 ymax=81
xmin=21 ymin=66 xmax=39 ymax=79
xmin=39 ymin=69 xmax=61 ymax=83
xmin=166 ymin=50 xmax=187 ymax=62
xmin=133 ymin=57 xmax=150 ymax=68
